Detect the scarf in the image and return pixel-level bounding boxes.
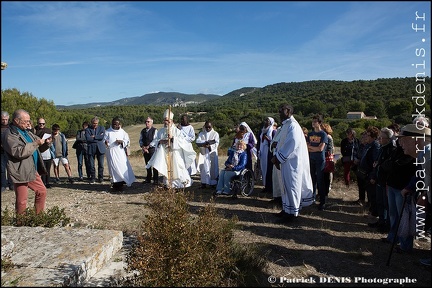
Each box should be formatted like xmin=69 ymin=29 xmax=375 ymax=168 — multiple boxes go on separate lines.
xmin=232 ymin=148 xmax=244 ymax=166
xmin=17 ymin=128 xmax=38 ymax=168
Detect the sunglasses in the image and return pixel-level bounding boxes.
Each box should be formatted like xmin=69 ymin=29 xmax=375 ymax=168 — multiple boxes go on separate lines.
xmin=38 ymin=123 xmax=45 ymax=125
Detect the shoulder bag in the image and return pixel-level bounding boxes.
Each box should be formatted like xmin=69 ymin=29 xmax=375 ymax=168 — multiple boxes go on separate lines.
xmin=324 ymin=151 xmax=335 ymax=173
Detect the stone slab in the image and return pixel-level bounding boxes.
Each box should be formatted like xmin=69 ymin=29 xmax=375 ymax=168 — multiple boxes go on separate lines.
xmin=1 ymin=226 xmax=123 ymax=287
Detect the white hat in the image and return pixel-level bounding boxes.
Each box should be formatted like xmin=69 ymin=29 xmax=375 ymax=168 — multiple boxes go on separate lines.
xmin=397 ymin=123 xmax=431 ymax=137
xmin=163 ymin=109 xmax=174 ymax=120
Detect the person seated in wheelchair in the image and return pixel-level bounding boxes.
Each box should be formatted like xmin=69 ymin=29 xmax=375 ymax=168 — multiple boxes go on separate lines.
xmin=215 ymin=140 xmax=248 ymax=195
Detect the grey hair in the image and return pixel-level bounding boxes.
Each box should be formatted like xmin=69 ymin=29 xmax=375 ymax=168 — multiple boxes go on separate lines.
xmin=346 ymin=127 xmax=356 ymax=137
xmin=380 ymin=127 xmax=394 ymax=139
xmin=413 ymin=116 xmax=430 ymax=128
xmin=12 ymin=109 xmax=28 ymax=120
xmin=1 ymin=111 xmax=9 ymax=118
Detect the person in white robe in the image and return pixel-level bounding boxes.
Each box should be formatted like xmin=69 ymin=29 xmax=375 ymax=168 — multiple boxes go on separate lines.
xmin=258 ymin=117 xmax=276 ymax=193
xmin=179 ymin=114 xmax=198 ymax=176
xmin=271 ymin=104 xmax=314 ymax=221
xmin=146 ymin=109 xmax=196 ymax=188
xmin=104 ymin=117 xmax=136 ymax=190
xmin=196 ymin=121 xmax=219 ymax=188
xmin=270 ymin=123 xmax=283 ymax=206
xmin=232 ymin=122 xmax=257 ymax=172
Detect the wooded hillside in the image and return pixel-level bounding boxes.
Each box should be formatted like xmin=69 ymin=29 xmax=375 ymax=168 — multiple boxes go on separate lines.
xmin=1 ymin=77 xmax=430 ymax=149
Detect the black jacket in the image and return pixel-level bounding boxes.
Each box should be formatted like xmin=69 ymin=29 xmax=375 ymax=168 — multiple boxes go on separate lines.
xmin=371 ymin=141 xmax=397 ymax=184
xmin=386 ymin=144 xmax=416 ymax=190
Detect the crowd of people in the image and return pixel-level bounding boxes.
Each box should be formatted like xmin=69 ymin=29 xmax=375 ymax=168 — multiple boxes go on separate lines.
xmin=338 ymin=116 xmax=431 ymax=266
xmin=1 ymin=107 xmax=430 ymax=266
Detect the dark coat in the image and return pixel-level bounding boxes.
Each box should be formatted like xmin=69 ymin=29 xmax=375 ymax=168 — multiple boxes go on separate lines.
xmin=85 ymin=126 xmax=106 ymax=155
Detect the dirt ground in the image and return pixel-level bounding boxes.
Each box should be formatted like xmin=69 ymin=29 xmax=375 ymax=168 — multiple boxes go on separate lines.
xmin=1 ymin=124 xmax=431 ymax=287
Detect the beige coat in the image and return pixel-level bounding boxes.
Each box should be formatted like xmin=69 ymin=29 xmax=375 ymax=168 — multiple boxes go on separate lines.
xmin=2 ymin=124 xmax=49 ymax=183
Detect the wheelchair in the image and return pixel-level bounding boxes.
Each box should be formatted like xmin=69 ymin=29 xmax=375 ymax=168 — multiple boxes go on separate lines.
xmin=229 ymin=168 xmax=255 ymax=198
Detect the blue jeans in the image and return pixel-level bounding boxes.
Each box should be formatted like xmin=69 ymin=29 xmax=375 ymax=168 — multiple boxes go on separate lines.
xmin=376 ymin=183 xmax=388 ymax=224
xmin=88 ymin=150 xmax=105 ymax=181
xmin=41 ymin=159 xmax=52 ymax=186
xmin=386 ymin=185 xmax=413 ymax=251
xmin=309 ymin=156 xmax=325 ymax=203
xmin=76 ymin=148 xmax=90 ymax=179
xmin=216 ymin=169 xmax=240 ymax=194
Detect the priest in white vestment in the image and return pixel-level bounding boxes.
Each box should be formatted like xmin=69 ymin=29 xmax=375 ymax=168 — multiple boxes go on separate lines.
xmin=272 ymin=104 xmax=314 ymax=221
xmin=178 ymin=114 xmax=198 ymax=176
xmin=104 ymin=117 xmax=136 ymax=190
xmin=146 ymin=109 xmax=196 ymax=188
xmin=196 ymin=121 xmax=219 ymax=187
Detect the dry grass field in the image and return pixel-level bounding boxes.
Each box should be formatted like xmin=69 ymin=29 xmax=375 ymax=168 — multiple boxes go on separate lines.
xmin=1 ymin=123 xmax=431 ymax=287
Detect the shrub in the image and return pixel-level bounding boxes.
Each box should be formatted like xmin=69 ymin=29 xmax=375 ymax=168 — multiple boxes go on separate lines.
xmin=1 ymin=206 xmax=70 ymax=227
xmin=125 ymin=188 xmax=267 ymax=287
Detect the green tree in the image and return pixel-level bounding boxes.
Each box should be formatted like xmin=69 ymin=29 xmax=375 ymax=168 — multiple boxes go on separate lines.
xmin=366 ymin=100 xmax=387 ymax=119
xmin=1 ymin=88 xmax=57 ymax=126
xmin=387 ymin=100 xmax=414 ymax=119
xmin=347 ymin=100 xmax=366 ymax=113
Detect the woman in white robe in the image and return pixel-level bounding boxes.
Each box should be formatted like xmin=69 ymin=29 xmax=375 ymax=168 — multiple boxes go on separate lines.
xmin=232 ymin=122 xmax=257 ymax=172
xmin=104 ymin=118 xmax=136 ymax=190
xmin=258 ymin=117 xmax=276 ymax=191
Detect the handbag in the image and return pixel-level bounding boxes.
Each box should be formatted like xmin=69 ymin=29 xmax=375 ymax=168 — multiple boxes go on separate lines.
xmin=72 ymin=141 xmax=78 ymax=149
xmin=323 ymin=152 xmax=335 ymax=173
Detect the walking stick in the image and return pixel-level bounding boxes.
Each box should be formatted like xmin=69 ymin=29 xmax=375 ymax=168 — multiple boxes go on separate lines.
xmin=166 ymin=105 xmax=173 ymax=189
xmin=386 ymin=195 xmax=407 ymax=266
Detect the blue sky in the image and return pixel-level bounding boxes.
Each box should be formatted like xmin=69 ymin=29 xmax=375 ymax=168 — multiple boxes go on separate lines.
xmin=1 ymin=1 xmax=430 ymax=106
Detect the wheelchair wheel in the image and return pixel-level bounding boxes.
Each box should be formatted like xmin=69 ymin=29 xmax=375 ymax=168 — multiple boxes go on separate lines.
xmin=240 ymin=169 xmax=255 ymax=197
xmin=230 ymin=180 xmax=241 ymax=197
xmin=254 ymin=162 xmax=262 ymax=184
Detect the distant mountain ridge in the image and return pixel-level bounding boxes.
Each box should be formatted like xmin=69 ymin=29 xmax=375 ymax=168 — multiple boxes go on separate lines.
xmin=55 ymin=77 xmax=430 ymax=113
xmin=56 ymin=91 xmax=222 ymax=109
